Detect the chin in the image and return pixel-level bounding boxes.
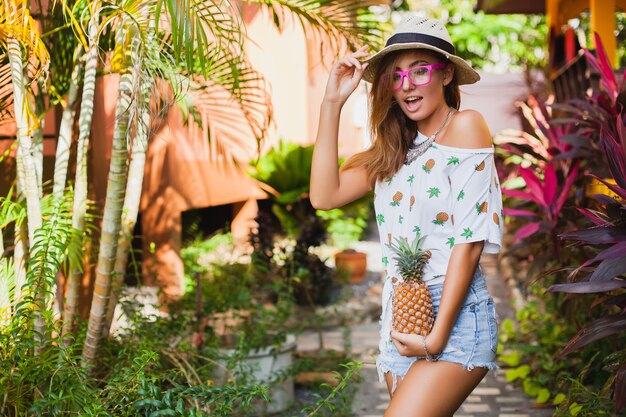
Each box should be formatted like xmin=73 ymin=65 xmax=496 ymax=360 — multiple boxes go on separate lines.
xmin=400 ymin=105 xmax=430 ymax=122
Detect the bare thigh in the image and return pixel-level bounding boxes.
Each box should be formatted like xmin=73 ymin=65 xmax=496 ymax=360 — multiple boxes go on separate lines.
xmin=383 ymin=360 xmax=488 ymax=417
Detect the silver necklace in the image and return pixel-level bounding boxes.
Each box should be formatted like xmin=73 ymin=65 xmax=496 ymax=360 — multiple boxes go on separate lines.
xmin=404 ymin=107 xmax=455 ymax=165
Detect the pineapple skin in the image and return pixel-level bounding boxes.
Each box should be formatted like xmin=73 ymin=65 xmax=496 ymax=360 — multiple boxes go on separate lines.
xmin=393 ymin=280 xmax=434 ymax=336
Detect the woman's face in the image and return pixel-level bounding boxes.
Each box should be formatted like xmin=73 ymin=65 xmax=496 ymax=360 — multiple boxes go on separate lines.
xmin=385 ymin=50 xmax=453 ymax=122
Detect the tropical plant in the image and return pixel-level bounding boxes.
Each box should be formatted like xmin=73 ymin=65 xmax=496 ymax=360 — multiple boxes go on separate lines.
xmin=248 ymin=140 xmax=340 ymax=306
xmin=548 ymin=116 xmax=626 ymax=415
xmin=500 ymin=34 xmax=626 ymax=414
xmin=497 ymin=96 xmax=589 ymax=281
xmin=248 ymin=140 xmax=316 ymax=235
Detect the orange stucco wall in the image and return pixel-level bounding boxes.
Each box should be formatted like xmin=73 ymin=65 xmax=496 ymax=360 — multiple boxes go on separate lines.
xmin=243 ymin=5 xmax=369 ymax=154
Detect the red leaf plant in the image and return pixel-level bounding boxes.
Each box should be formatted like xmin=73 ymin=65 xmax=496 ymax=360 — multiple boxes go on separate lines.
xmin=503 ymin=161 xmax=580 ymax=244
xmin=547 ymin=35 xmax=626 ymax=413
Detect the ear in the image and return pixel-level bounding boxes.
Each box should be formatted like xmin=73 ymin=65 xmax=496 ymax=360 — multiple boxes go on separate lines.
xmin=443 ymin=64 xmax=455 ymax=86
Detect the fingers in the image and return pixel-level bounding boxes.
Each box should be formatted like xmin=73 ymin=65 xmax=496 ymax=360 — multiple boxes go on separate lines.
xmin=336 ymin=46 xmax=370 ymax=71
xmin=392 ymin=338 xmax=407 ymax=355
xmin=352 ymin=45 xmax=370 ymax=61
xmin=390 ymin=331 xmax=423 ymax=357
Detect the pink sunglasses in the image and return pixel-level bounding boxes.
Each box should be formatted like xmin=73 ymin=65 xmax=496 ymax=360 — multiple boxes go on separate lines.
xmin=382 ymin=62 xmax=448 ymax=90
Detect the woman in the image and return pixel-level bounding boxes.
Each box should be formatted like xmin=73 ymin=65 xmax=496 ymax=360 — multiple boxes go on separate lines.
xmin=310 ymin=15 xmax=503 ymax=417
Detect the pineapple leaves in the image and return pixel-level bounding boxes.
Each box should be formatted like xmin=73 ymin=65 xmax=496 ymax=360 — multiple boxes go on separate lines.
xmin=386 ymin=234 xmax=433 ymax=281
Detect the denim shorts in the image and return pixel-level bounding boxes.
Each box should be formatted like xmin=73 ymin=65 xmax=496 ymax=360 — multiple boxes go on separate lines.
xmin=376 ymin=269 xmax=499 ymax=385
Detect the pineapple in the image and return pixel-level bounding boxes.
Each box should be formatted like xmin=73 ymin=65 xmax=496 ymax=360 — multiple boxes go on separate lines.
xmin=386 ymin=234 xmax=434 ymax=336
xmin=475 ymin=160 xmax=485 ymax=171
xmin=409 ymin=195 xmax=415 ymax=211
xmin=493 ymin=212 xmax=500 ymax=225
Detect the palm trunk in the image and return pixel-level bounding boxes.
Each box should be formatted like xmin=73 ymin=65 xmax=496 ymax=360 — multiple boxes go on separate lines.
xmin=13 ymin=134 xmax=28 ymax=307
xmin=8 ymin=36 xmax=45 ymax=353
xmin=0 ymin=228 xmax=6 ymax=324
xmin=53 ymin=46 xmax=83 ymax=200
xmin=103 ymin=76 xmax=152 ymax=338
xmin=8 ymin=38 xmax=42 ymax=247
xmin=62 ymin=11 xmax=100 ymax=341
xmin=0 ymin=251 xmax=12 ymax=327
xmin=12 ymin=222 xmax=28 ymax=306
xmin=32 ymin=85 xmax=45 ymax=198
xmin=82 ymin=48 xmax=136 ymax=366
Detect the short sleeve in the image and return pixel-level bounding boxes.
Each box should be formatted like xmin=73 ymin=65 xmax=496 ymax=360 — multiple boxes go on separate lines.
xmin=449 ymin=151 xmax=503 ymax=253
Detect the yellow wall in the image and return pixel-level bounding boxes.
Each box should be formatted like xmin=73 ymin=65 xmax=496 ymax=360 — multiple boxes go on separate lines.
xmin=547 ymin=0 xmax=620 ymax=67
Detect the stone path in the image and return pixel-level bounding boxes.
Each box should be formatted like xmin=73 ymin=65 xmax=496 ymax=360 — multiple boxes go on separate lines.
xmin=297 ymin=242 xmax=555 ymax=417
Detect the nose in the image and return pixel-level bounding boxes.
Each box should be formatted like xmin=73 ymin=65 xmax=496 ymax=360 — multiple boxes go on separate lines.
xmin=400 ymin=74 xmax=414 ymax=91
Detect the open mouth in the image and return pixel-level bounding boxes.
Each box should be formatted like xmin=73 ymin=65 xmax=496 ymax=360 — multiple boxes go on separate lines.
xmin=404 ymin=96 xmax=423 ymax=111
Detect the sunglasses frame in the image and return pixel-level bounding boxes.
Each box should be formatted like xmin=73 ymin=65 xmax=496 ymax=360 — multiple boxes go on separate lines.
xmin=382 ymin=62 xmax=448 ymax=91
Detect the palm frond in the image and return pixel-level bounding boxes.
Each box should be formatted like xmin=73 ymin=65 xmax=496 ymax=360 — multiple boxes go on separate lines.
xmin=177 ymin=44 xmax=273 ymax=163
xmin=156 ymin=0 xmax=243 ymax=77
xmin=0 ymin=189 xmax=27 ymax=230
xmin=38 ymin=0 xmax=79 ymax=104
xmin=15 ymin=192 xmax=74 ymax=319
xmin=0 ymin=0 xmax=51 ymax=82
xmin=0 ymin=52 xmax=14 ymax=125
xmin=245 ymin=0 xmax=384 ymax=56
xmin=0 ymin=251 xmax=16 ymax=318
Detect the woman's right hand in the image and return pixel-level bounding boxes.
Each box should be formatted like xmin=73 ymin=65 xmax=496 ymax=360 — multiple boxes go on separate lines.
xmin=323 ymin=46 xmax=369 ymax=105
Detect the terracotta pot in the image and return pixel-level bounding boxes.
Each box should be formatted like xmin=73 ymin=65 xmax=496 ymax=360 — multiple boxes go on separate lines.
xmin=295 ymin=371 xmax=340 ymax=387
xmin=334 ymin=250 xmax=367 ymax=284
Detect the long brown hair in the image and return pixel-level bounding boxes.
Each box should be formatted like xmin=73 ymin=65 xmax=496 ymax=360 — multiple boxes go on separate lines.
xmin=341 ymin=50 xmax=461 ymax=185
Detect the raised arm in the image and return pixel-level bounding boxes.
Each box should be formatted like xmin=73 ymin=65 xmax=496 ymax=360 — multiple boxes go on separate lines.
xmin=310 ymin=47 xmax=372 ymax=210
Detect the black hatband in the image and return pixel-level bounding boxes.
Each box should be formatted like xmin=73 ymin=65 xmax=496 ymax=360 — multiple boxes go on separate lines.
xmin=385 ymin=33 xmax=455 ymax=55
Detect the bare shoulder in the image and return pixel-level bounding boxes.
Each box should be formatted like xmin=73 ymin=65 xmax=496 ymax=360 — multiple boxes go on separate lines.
xmin=443 ymin=109 xmax=492 ymax=149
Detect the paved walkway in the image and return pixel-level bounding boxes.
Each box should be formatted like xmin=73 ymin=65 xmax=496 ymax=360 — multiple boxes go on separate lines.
xmin=297 ymin=244 xmax=554 ymax=417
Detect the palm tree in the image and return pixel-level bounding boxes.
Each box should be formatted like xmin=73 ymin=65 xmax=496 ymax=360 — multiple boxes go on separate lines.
xmin=82 ymin=9 xmax=142 ymax=363
xmin=61 ymin=3 xmax=102 ymax=341
xmin=1 ymin=0 xmax=49 ymax=248
xmin=1 ymin=0 xmax=51 ymax=353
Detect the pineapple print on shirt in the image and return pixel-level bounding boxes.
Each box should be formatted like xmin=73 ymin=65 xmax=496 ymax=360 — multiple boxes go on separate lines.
xmin=373 ymin=131 xmax=503 ymax=287
xmin=422 ymin=159 xmax=435 ymax=173
xmin=391 ymin=192 xmax=403 ymax=206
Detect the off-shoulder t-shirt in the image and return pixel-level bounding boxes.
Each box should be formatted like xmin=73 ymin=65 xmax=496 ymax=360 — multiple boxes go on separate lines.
xmin=374 ymin=130 xmax=504 ymax=286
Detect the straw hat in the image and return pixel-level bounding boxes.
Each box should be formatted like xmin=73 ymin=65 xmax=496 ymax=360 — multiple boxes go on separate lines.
xmin=363 ymin=15 xmax=480 ymax=85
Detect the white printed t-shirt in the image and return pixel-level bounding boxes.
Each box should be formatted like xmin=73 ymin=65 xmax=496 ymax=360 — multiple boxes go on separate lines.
xmin=374 ymin=130 xmax=504 ymax=353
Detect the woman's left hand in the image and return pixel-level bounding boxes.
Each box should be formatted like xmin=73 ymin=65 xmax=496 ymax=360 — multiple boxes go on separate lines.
xmin=390 ymin=330 xmax=445 ymax=357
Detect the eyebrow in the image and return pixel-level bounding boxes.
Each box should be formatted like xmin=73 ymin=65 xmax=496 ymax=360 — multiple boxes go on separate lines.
xmin=395 ymin=59 xmax=430 ymax=70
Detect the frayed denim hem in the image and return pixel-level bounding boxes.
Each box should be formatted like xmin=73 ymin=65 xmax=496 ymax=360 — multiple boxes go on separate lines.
xmin=376 ymin=356 xmax=413 ymax=395
xmin=446 ymin=358 xmax=500 ymax=376
xmin=377 ymin=354 xmax=499 ymax=393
